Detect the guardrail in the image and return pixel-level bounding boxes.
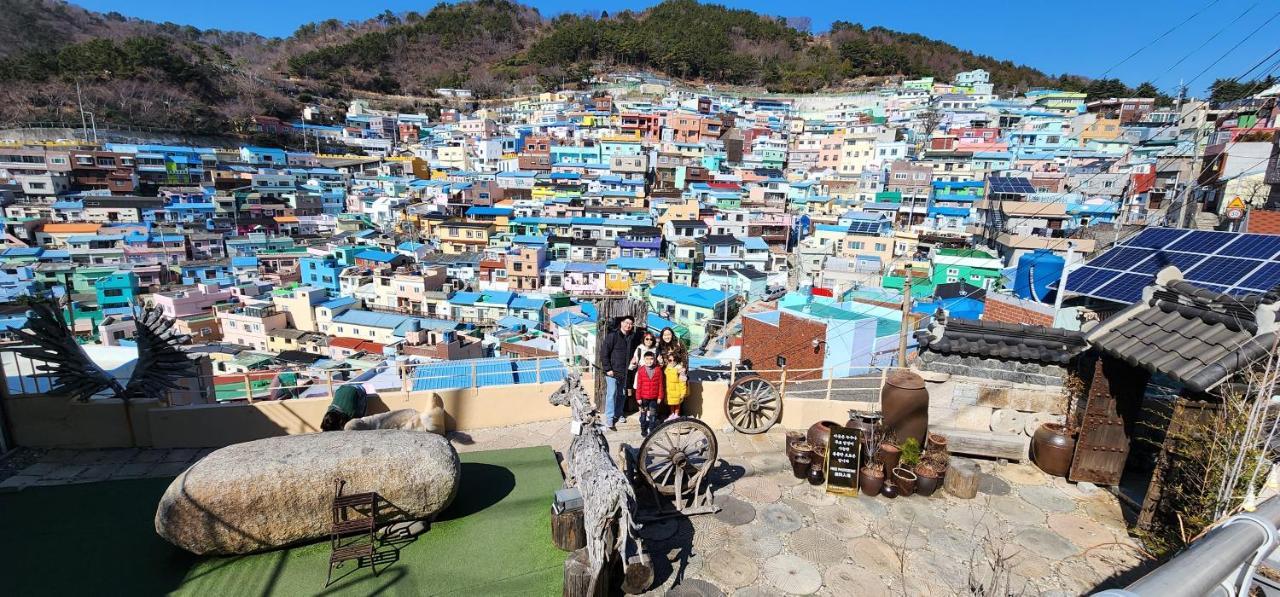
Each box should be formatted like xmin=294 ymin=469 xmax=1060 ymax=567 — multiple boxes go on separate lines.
xmin=1096 ymin=496 xmax=1280 ymax=597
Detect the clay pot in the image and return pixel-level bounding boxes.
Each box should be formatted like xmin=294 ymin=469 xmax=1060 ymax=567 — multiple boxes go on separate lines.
xmin=790 ymin=453 xmax=813 ymax=479
xmin=1031 ymin=422 xmax=1077 ymax=478
xmin=879 ymin=442 xmax=902 ymax=472
xmin=892 ymin=467 xmax=918 ymax=497
xmin=785 ymin=431 xmax=806 ymax=460
xmin=807 ymin=420 xmax=840 ymax=456
xmin=926 ymin=432 xmax=948 ymax=452
xmin=807 ymin=465 xmax=826 ymax=486
xmin=881 ymin=369 xmax=929 ymax=446
xmin=859 ymin=466 xmax=885 ymax=497
xmin=915 ymin=464 xmax=942 ymax=497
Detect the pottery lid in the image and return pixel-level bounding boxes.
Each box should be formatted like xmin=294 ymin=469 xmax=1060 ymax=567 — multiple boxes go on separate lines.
xmin=884 ymin=369 xmax=925 ymax=390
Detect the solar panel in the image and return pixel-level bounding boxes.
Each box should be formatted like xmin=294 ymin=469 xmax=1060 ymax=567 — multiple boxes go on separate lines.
xmin=1167 ymin=230 xmax=1234 ymax=254
xmin=1131 ymin=250 xmax=1207 ymax=274
xmin=1185 ymin=256 xmax=1267 ymax=286
xmin=1064 ymin=266 xmax=1124 ymax=293
xmin=1219 ymin=234 xmax=1280 ymax=260
xmin=1061 ymin=227 xmax=1280 ymax=304
xmin=1093 ymin=275 xmax=1151 ymax=304
xmin=1241 ymin=263 xmax=1280 ymax=293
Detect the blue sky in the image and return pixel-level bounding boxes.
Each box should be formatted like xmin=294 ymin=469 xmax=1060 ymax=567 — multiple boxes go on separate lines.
xmin=77 ymin=0 xmax=1280 ymax=95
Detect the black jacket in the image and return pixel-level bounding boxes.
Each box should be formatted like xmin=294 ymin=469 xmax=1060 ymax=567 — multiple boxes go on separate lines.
xmin=601 ymin=328 xmax=637 ymax=376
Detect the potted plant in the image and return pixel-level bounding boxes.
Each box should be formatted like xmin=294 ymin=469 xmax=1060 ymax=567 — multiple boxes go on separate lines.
xmin=879 ymin=439 xmax=902 ymax=472
xmin=892 ymin=467 xmax=918 ymax=497
xmin=1031 ymin=373 xmax=1084 ymax=478
xmin=916 ymin=440 xmax=948 ymax=497
xmin=859 ymin=462 xmax=885 ymax=496
xmin=894 ymin=438 xmax=922 ymax=497
xmin=925 ymin=432 xmax=948 ymax=452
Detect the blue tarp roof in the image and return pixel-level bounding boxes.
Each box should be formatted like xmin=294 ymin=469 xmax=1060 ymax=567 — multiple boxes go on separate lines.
xmin=411 ymin=357 xmax=566 ymax=391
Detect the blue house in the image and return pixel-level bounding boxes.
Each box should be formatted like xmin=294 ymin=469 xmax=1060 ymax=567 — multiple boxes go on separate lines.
xmin=95 ymin=271 xmax=139 ymax=311
xmin=240 ymin=146 xmax=289 ymax=167
xmin=301 ymin=256 xmax=344 ymax=293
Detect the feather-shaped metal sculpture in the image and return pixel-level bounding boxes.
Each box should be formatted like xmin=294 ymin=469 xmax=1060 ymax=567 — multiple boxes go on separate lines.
xmin=11 ymin=301 xmax=124 ymax=401
xmin=124 ymin=305 xmax=197 ymax=401
xmin=10 ymin=301 xmax=196 ymax=403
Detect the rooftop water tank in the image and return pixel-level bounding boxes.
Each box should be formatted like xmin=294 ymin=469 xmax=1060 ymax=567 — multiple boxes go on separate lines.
xmin=1014 ymin=249 xmax=1064 ymax=303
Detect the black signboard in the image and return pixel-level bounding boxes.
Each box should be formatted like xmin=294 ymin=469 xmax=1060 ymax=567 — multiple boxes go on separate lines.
xmin=825 ymin=425 xmax=860 ymax=496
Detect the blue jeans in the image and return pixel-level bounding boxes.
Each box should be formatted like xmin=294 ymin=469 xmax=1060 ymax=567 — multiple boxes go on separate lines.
xmin=605 ymin=374 xmax=622 ymax=425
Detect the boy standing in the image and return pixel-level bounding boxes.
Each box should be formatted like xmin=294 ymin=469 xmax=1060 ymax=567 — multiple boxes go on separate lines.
xmin=632 ymin=351 xmax=665 ymax=436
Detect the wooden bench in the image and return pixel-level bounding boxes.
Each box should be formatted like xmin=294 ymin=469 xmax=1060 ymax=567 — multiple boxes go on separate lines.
xmin=929 ymin=426 xmax=1028 ymax=462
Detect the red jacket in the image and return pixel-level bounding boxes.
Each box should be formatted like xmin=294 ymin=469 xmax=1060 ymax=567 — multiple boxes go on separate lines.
xmin=634 ymin=366 xmax=665 ymax=401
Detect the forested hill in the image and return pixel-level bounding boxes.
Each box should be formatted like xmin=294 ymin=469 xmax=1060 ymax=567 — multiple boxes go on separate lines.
xmin=0 ymin=0 xmax=1090 ymax=134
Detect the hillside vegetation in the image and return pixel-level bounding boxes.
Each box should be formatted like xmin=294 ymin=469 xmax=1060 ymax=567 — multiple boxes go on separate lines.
xmin=0 ymin=0 xmax=1092 ymax=134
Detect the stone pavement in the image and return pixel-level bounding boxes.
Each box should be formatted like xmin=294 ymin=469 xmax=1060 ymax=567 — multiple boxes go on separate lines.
xmin=0 ymin=418 xmax=1155 ymax=595
xmin=0 ymin=447 xmax=214 ymax=490
xmin=449 ymin=418 xmax=1154 ymax=596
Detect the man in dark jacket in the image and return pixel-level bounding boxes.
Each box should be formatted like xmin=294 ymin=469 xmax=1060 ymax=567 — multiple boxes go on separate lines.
xmin=600 ymin=315 xmax=638 ymax=430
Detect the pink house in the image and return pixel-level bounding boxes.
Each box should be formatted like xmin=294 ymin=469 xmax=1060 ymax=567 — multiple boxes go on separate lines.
xmin=152 ymin=283 xmax=235 ymax=318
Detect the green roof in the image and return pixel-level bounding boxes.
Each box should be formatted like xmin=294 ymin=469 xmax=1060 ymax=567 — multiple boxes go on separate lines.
xmin=935 ymin=248 xmax=997 ymax=259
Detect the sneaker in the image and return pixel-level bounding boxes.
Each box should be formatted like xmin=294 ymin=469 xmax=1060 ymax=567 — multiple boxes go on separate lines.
xmin=608 ymin=423 xmax=618 ymax=432
xmin=619 ymin=415 xmax=629 ymax=423
xmin=665 ymin=414 xmax=679 ymax=422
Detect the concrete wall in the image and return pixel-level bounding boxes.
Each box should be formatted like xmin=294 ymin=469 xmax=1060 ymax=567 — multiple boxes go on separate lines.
xmin=5 ymin=395 xmax=163 ymax=449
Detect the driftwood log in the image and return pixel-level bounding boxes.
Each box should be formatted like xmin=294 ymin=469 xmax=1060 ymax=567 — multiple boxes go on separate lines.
xmin=593 ymin=298 xmax=649 ymax=413
xmin=564 ymin=547 xmax=606 ymax=597
xmin=552 ymin=506 xmax=586 ymax=551
xmin=944 ymin=456 xmax=980 ymax=499
xmin=549 ymin=372 xmax=646 ymax=595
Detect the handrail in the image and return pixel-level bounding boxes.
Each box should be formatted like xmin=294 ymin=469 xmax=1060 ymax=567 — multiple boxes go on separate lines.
xmin=1095 ymin=496 xmax=1280 ymax=597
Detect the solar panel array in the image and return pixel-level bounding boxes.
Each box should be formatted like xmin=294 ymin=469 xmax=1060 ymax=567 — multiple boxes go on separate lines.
xmin=848 ymin=219 xmax=887 ymax=234
xmin=1061 ymin=228 xmax=1280 ymax=304
xmin=988 ymin=177 xmax=1036 ymax=195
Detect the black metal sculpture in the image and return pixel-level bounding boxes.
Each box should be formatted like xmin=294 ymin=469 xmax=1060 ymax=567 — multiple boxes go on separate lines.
xmin=11 ymin=301 xmax=198 ymax=402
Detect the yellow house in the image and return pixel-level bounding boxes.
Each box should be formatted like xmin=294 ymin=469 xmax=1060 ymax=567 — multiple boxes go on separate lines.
xmin=436 ymin=220 xmax=494 ymax=254
xmin=605 ymin=259 xmax=671 ymax=293
xmin=657 ymin=198 xmax=700 ymax=226
xmin=1080 ymin=117 xmax=1123 ymax=145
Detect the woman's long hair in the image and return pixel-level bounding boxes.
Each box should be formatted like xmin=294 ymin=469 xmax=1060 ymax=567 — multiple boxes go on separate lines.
xmin=658 ymin=327 xmax=687 ymax=365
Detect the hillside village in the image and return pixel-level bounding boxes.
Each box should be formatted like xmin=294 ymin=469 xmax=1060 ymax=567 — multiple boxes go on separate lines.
xmin=2 ymin=58 xmax=1280 ymax=594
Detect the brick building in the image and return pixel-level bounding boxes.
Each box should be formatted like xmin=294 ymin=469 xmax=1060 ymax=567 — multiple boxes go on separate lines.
xmin=740 ymin=310 xmax=827 ymax=382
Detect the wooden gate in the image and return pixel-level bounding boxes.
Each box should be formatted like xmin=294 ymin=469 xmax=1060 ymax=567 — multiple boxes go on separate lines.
xmin=1070 ymin=355 xmax=1149 ymax=485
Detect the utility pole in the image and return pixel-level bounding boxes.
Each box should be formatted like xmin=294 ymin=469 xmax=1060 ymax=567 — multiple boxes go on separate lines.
xmin=75 ymin=79 xmax=88 ymax=142
xmin=898 ymin=264 xmax=912 ymax=369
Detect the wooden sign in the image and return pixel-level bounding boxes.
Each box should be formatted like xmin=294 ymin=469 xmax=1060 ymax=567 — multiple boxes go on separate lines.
xmin=825 ymin=425 xmax=860 ymax=496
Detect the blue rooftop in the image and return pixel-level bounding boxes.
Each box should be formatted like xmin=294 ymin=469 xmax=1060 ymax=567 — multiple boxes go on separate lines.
xmin=650 ymin=283 xmax=728 ymax=310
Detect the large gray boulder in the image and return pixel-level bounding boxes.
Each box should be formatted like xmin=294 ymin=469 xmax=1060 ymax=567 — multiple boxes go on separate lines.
xmin=155 ymin=430 xmax=460 ymax=555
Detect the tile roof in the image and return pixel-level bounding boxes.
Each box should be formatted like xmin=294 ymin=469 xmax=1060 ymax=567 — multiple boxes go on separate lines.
xmin=915 ymin=314 xmax=1087 ymax=364
xmin=1086 ymin=275 xmax=1279 ymax=393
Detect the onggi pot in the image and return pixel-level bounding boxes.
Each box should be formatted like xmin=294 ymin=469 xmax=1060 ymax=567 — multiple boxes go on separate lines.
xmin=859 ymin=466 xmax=885 ymax=497
xmin=892 ymin=467 xmax=918 ymax=497
xmin=807 ymin=420 xmax=840 ymax=456
xmin=1031 ymin=422 xmax=1077 ymax=478
xmin=881 ymin=369 xmax=929 ymax=445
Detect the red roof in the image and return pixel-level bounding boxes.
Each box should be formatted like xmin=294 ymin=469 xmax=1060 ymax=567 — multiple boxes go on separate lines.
xmin=707 ymin=182 xmax=742 ymax=191
xmin=329 ymin=337 xmax=385 ymax=353
xmin=1245 ymin=210 xmax=1280 ymax=235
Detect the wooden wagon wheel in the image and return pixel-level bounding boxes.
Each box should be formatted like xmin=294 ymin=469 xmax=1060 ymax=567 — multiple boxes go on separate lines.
xmin=724 ymin=375 xmax=782 ymax=434
xmin=637 ymin=417 xmax=718 ymax=496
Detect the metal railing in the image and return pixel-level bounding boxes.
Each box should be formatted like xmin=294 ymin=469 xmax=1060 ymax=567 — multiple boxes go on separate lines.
xmin=1096 ymin=495 xmax=1280 ymax=597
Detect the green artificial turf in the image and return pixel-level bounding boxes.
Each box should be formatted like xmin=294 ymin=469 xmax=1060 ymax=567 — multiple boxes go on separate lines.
xmin=0 ymin=446 xmax=565 ymax=596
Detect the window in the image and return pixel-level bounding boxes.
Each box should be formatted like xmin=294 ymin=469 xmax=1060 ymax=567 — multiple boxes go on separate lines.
xmin=946 ymin=268 xmax=960 ymax=276
xmin=103 ymin=288 xmax=123 ymax=297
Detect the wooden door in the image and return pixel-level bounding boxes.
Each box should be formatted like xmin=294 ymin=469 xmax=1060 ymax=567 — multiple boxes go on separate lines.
xmin=1137 ymin=399 xmax=1220 ymax=531
xmin=1070 ymin=355 xmax=1149 ymax=485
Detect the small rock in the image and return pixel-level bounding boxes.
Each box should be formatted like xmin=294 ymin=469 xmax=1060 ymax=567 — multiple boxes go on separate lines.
xmin=1076 ymin=481 xmax=1100 ymax=495
xmin=377 ymin=520 xmax=427 ymax=539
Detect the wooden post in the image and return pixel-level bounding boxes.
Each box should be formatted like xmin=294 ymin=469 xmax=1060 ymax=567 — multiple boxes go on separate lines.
xmin=779 ymin=366 xmax=789 ymax=399
xmin=898 ymin=265 xmax=912 ymax=368
xmin=729 ymin=360 xmax=738 ymax=387
xmin=401 ymin=361 xmax=411 ymax=394
xmin=243 ymin=374 xmax=254 ymax=404
xmin=563 ymin=547 xmax=606 ymax=597
xmin=551 ymin=506 xmax=586 ymax=551
xmin=471 ymin=362 xmax=478 ymax=388
xmin=536 ymin=358 xmax=543 ymax=384
xmin=944 ymin=456 xmax=980 ymax=499
xmin=326 ymin=369 xmax=335 ymax=400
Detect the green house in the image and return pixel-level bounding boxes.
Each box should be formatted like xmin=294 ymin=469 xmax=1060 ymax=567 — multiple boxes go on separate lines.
xmin=930 ymin=248 xmax=1004 ymax=290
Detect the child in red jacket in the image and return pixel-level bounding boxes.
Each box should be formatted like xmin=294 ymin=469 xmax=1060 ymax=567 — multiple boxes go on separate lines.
xmin=633 ymin=351 xmax=665 ymax=436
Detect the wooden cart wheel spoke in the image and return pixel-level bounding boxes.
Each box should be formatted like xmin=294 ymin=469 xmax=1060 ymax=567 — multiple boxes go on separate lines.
xmin=637 ymin=418 xmax=719 ymax=497
xmin=724 ymin=375 xmax=782 ymax=434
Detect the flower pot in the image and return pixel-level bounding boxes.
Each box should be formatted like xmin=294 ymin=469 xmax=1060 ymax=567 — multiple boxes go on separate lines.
xmin=790 ymin=454 xmax=812 ymax=479
xmin=892 ymin=467 xmax=918 ymax=497
xmin=807 ymin=465 xmax=826 ymax=486
xmin=1031 ymin=422 xmax=1077 ymax=478
xmin=926 ymin=432 xmax=948 ymax=452
xmin=858 ymin=466 xmax=885 ymax=497
xmin=879 ymin=442 xmax=902 ymax=472
xmin=881 ymin=369 xmax=929 ymax=446
xmin=915 ymin=465 xmax=942 ymax=497
xmin=807 ymin=420 xmax=840 ymax=456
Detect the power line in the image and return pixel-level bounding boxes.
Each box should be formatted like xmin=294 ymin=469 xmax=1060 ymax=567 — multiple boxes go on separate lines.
xmin=1095 ymin=0 xmax=1226 ymax=80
